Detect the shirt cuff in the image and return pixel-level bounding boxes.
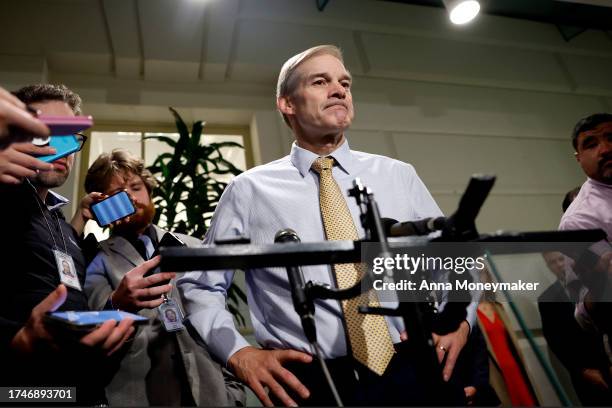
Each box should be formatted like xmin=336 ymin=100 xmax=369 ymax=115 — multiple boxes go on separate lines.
xmin=220 ymin=333 xmax=252 ymax=367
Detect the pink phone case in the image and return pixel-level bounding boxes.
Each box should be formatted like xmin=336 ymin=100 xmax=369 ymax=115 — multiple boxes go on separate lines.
xmin=38 ymin=115 xmax=94 ymax=135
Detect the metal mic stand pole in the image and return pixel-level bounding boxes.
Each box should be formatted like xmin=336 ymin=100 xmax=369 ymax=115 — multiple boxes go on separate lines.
xmin=347 ymin=179 xmax=448 ymax=404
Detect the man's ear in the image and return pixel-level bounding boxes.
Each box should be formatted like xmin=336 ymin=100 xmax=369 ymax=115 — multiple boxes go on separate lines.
xmin=574 ymin=151 xmax=580 ymax=163
xmin=277 ymin=96 xmax=295 ymax=115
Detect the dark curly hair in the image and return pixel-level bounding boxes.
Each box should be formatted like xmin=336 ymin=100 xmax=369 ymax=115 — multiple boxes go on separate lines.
xmin=13 ymin=83 xmax=82 ymax=115
xmin=85 ymin=149 xmax=157 ymax=194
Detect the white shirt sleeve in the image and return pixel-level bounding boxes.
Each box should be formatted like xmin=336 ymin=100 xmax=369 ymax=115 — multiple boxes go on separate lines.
xmin=178 ymin=181 xmax=251 ymax=365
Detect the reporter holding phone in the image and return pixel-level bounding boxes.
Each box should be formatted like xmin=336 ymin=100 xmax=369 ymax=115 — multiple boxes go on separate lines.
xmin=0 ymin=85 xmax=56 ymax=184
xmin=81 ymin=148 xmax=245 ymax=406
xmin=0 ymin=84 xmax=135 ymax=405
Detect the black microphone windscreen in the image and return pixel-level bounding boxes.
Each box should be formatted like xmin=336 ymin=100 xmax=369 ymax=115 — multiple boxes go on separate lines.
xmin=380 ymin=218 xmax=399 ymax=235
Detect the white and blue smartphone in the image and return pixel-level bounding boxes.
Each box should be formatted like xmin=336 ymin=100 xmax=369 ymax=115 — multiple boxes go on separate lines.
xmin=90 ymin=190 xmax=136 ymax=227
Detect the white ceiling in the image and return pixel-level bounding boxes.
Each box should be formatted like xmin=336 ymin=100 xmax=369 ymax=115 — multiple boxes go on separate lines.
xmin=1 ymin=0 xmax=611 ymax=125
xmin=2 ymin=0 xmax=611 ymax=84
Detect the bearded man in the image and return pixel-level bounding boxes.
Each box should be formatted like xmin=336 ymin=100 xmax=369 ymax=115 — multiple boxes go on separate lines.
xmin=83 ymin=148 xmax=245 ymax=407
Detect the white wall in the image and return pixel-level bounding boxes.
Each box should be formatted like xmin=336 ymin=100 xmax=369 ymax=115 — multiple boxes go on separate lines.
xmin=3 ymin=0 xmax=605 ymax=232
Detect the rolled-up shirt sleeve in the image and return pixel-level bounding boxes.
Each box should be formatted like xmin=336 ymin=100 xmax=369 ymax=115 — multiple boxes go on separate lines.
xmin=178 ymin=181 xmax=251 ymax=365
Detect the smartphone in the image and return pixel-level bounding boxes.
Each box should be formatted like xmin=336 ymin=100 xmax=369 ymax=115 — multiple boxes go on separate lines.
xmin=45 ymin=310 xmax=148 ymax=332
xmin=38 ymin=115 xmax=93 ymax=136
xmin=90 ymin=191 xmax=136 ymax=227
xmin=153 ymin=232 xmax=186 ymax=258
xmin=3 ymin=115 xmax=93 ymax=149
xmin=36 ymin=135 xmax=82 ymax=163
xmin=145 ymin=232 xmax=186 ymax=280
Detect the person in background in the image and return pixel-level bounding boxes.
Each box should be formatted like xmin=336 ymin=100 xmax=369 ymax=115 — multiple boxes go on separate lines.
xmin=558 ymin=113 xmax=612 ymax=334
xmin=477 ymin=270 xmax=538 ymax=406
xmin=561 ymin=186 xmax=581 ymax=214
xmin=539 ymin=185 xmax=611 ymax=406
xmin=452 ymin=325 xmax=500 ymax=406
xmin=83 ymin=149 xmax=245 ymax=406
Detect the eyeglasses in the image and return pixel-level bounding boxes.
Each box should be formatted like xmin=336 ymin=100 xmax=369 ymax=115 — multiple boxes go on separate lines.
xmin=75 ymin=133 xmax=88 ymax=152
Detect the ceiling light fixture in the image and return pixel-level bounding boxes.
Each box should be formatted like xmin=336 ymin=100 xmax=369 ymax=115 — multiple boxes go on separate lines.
xmin=442 ymin=0 xmax=481 ymax=25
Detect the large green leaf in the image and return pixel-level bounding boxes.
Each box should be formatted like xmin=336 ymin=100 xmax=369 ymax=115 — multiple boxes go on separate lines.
xmin=148 ymin=108 xmax=246 ymax=324
xmin=144 ymin=135 xmax=177 ymax=148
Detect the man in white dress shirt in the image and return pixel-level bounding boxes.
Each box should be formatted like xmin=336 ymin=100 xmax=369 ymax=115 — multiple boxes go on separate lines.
xmin=179 ymin=45 xmax=472 ymax=406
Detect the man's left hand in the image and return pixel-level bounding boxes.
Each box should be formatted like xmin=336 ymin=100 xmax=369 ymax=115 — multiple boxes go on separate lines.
xmin=432 ymin=320 xmax=470 ymax=381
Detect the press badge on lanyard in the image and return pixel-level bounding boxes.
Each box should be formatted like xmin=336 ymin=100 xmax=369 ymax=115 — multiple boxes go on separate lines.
xmin=158 ymin=298 xmax=184 ymax=332
xmin=54 ymin=249 xmax=82 ymax=291
xmin=27 ymin=179 xmax=83 ymax=292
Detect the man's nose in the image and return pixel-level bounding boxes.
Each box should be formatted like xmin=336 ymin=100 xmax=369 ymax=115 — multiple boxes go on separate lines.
xmin=329 ymin=81 xmax=346 ymax=99
xmin=602 ymin=137 xmax=612 ymax=151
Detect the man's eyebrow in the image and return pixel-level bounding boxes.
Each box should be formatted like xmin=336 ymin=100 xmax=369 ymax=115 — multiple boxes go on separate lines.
xmin=306 ymin=72 xmax=330 ymax=81
xmin=305 ymin=72 xmax=352 ymax=82
xmin=581 ymin=134 xmax=595 ymax=144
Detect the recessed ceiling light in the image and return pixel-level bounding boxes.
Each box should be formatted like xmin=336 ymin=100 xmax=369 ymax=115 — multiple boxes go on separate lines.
xmin=443 ymin=0 xmax=481 ymax=25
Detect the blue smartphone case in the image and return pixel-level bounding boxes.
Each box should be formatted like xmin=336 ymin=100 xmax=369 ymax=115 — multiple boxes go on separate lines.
xmin=37 ymin=135 xmax=81 ymax=163
xmin=47 ymin=310 xmax=149 ymax=329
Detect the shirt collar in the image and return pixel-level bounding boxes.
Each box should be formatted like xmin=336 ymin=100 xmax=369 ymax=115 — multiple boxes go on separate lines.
xmin=290 ymin=138 xmax=354 ymax=177
xmin=115 ymin=224 xmax=156 ymax=245
xmin=46 ymin=190 xmax=70 ymax=211
xmin=587 ymin=178 xmax=612 ymax=190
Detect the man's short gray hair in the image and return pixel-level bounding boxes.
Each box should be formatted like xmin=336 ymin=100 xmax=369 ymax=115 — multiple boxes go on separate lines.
xmin=276 ymin=45 xmax=344 ymax=127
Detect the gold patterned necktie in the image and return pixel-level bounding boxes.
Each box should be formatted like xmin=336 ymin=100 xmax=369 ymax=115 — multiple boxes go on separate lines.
xmin=311 ymin=156 xmax=395 ymax=375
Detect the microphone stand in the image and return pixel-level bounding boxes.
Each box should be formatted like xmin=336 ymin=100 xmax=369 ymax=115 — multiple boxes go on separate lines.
xmin=304 ymin=178 xmax=449 ymax=404
xmin=305 ymin=176 xmax=497 ymax=404
xmin=275 ymin=230 xmax=344 ymax=406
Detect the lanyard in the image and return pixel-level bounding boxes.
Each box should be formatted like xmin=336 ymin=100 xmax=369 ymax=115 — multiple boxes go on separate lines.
xmin=26 ymin=179 xmax=68 ymax=253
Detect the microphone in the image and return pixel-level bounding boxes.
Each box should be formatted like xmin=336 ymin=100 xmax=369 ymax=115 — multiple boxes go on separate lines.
xmin=274 ymin=229 xmax=317 ymax=343
xmin=381 ymin=217 xmax=447 ymax=237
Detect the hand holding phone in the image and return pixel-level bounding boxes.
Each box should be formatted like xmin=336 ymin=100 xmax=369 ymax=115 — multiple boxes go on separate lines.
xmin=111 ymin=256 xmax=176 ymax=313
xmin=90 ymin=190 xmax=136 ymax=227
xmin=0 ymin=93 xmax=49 ymax=148
xmin=12 ymin=284 xmax=135 ymax=358
xmin=0 ymin=142 xmax=54 ymax=185
xmin=45 ymin=310 xmax=148 ymax=333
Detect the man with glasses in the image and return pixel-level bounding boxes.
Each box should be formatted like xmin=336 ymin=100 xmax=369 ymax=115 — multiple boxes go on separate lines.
xmin=0 ymin=84 xmax=142 ymax=405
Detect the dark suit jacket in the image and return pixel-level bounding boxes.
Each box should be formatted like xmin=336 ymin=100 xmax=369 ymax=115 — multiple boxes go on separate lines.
xmin=538 ymin=281 xmax=611 ymax=405
xmin=85 ymin=225 xmax=245 ymax=406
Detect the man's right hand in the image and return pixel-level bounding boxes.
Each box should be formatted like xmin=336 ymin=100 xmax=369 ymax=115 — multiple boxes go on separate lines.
xmin=0 ymin=87 xmax=49 ymax=143
xmin=110 ymin=256 xmax=176 ymax=313
xmin=228 ymin=346 xmax=312 ymax=407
